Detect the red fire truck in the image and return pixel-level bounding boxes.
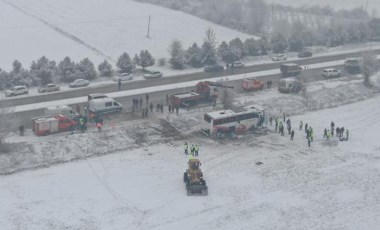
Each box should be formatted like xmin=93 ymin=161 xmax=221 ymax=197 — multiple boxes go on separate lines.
xmin=32 ymin=114 xmax=77 ymax=136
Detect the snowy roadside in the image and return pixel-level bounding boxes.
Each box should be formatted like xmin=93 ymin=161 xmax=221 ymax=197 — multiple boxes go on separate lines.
xmin=1 ymin=81 xmax=380 ymax=229
xmin=4 ymin=58 xmax=362 ymax=113
xmin=1 ymin=72 xmax=380 ymax=175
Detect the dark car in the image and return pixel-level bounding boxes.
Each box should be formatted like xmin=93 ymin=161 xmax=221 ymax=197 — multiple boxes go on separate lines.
xmin=298 ymin=50 xmax=313 ymax=58
xmin=204 ymin=65 xmax=224 ymax=72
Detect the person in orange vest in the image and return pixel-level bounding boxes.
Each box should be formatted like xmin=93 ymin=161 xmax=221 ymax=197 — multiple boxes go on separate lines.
xmin=96 ymin=120 xmax=102 ymax=132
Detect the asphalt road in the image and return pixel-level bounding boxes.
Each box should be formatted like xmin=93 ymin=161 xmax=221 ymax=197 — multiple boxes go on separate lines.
xmin=6 ymin=48 xmax=380 ymax=108
xmin=16 ymin=64 xmax=339 ymax=128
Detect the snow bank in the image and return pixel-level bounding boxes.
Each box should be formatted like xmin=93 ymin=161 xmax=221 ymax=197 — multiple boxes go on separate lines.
xmin=2 ymin=73 xmax=380 ymax=175
xmin=1 ymin=92 xmax=380 ymax=229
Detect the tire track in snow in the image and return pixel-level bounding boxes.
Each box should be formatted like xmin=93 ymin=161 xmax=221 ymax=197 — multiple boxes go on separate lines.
xmin=2 ymin=0 xmax=114 ymax=62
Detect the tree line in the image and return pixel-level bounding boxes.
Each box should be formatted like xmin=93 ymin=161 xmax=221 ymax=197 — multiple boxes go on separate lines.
xmin=0 ymin=50 xmax=157 ymax=90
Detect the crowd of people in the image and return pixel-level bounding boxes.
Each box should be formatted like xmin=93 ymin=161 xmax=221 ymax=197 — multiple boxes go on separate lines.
xmin=131 ymin=94 xmax=182 ymax=118
xmin=269 ymin=113 xmax=350 ymax=147
xmin=184 ymin=142 xmax=200 ymax=157
xmin=323 ymin=121 xmax=349 ymax=141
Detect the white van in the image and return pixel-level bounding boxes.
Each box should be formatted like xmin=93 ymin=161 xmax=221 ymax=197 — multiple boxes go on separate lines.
xmin=89 ymin=98 xmax=122 ymax=115
xmin=278 ymin=78 xmax=303 ymax=94
xmin=44 ymin=105 xmax=78 ymax=119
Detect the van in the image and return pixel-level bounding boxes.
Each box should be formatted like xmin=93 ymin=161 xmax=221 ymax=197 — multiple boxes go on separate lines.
xmin=278 ymin=78 xmax=303 ymax=93
xmin=44 ymin=105 xmax=78 ymax=119
xmin=88 ymin=93 xmax=108 ymax=102
xmin=89 ymin=98 xmax=122 ymax=115
xmin=322 ymin=68 xmax=341 ymax=78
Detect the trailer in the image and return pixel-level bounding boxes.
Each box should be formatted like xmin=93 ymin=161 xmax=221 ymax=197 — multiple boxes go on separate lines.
xmin=171 ymin=92 xmax=204 ymax=107
xmin=32 ymin=114 xmax=77 ymax=136
xmin=280 ymin=63 xmax=301 ymax=77
xmin=170 ymin=81 xmax=234 ymax=108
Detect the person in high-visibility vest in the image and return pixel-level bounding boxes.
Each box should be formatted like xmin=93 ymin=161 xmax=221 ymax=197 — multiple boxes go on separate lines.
xmin=184 ymin=142 xmax=188 ymax=155
xmin=195 ymin=144 xmax=199 ymax=156
xmin=190 ymin=144 xmax=195 ymax=156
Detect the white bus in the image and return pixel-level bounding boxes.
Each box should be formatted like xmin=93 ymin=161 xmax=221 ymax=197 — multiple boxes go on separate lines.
xmin=202 ymin=105 xmax=265 ymax=137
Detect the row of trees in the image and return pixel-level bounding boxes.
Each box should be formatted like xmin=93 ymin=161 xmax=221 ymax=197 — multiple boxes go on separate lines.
xmin=268 ymin=16 xmax=380 ymax=54
xmin=168 ymin=28 xmax=270 ymax=69
xmin=0 ymin=49 xmax=157 ymax=90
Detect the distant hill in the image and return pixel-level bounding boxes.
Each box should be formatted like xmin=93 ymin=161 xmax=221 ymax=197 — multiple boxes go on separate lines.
xmin=0 ymin=0 xmax=251 ymax=70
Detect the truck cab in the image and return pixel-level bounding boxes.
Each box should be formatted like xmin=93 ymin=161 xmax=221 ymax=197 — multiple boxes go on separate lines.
xmin=280 ymin=63 xmax=301 ymax=77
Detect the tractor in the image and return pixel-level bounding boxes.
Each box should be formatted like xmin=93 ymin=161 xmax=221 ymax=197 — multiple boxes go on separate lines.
xmin=183 ymin=159 xmax=208 ymax=196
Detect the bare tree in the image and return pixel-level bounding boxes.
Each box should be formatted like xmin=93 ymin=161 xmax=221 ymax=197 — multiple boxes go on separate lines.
xmin=361 ymin=50 xmax=379 ymax=86
xmin=0 ymin=98 xmax=17 ymax=152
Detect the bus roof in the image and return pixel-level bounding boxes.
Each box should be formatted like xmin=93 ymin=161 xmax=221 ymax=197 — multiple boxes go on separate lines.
xmin=205 ymin=105 xmax=263 ymax=119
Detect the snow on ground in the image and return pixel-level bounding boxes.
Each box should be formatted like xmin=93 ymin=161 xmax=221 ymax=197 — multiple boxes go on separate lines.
xmin=1 ymin=79 xmax=380 ymax=229
xmin=0 ymin=0 xmax=251 ymax=70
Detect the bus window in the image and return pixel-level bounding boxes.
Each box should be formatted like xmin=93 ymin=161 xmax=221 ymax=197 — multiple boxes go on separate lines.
xmin=204 ymin=114 xmax=212 ymax=124
xmin=228 ymin=116 xmax=237 ymax=122
xmin=214 ymin=119 xmax=220 ymax=125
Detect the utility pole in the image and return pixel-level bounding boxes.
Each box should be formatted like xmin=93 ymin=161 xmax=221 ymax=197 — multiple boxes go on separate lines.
xmin=146 ymin=15 xmax=151 ymax=38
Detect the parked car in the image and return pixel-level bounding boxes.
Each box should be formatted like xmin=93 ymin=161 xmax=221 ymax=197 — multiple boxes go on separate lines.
xmin=298 ymin=50 xmax=313 ymax=58
xmin=38 ymin=83 xmax=60 ymax=93
xmin=233 ymin=61 xmax=245 ymax=68
xmin=322 ymin=68 xmax=341 ymax=78
xmin=5 ymin=85 xmax=28 ymax=97
xmin=69 ymin=79 xmax=90 ymax=88
xmin=272 ymin=54 xmax=287 ymax=61
xmin=113 ymin=73 xmax=133 ymax=82
xmin=143 ymin=71 xmax=163 ymax=79
xmin=204 ymin=65 xmax=224 ymax=72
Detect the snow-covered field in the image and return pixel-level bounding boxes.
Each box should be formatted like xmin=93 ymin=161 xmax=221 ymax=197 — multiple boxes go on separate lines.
xmin=1 ymin=72 xmax=380 ymax=229
xmin=0 ymin=0 xmax=251 ymax=70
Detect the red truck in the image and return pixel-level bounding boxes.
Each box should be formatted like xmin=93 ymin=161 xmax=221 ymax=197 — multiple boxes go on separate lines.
xmin=170 ymin=81 xmax=234 ymax=107
xmin=32 ymin=114 xmax=77 ymax=136
xmin=241 ymin=78 xmax=264 ymax=91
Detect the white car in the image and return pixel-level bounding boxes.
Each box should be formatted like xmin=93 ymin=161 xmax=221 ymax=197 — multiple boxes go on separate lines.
xmin=233 ymin=61 xmax=245 ymax=68
xmin=113 ymin=73 xmax=133 ymax=82
xmin=272 ymin=54 xmax=287 ymax=61
xmin=5 ymin=85 xmax=28 ymax=97
xmin=143 ymin=71 xmax=163 ymax=79
xmin=69 ymin=79 xmax=90 ymax=88
xmin=38 ymin=83 xmax=60 ymax=93
xmin=322 ymin=68 xmax=341 ymax=78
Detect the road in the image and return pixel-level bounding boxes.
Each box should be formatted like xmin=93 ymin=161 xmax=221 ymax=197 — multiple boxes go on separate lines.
xmin=16 ymin=64 xmax=336 ymax=128
xmin=6 ymin=48 xmax=380 ymax=108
